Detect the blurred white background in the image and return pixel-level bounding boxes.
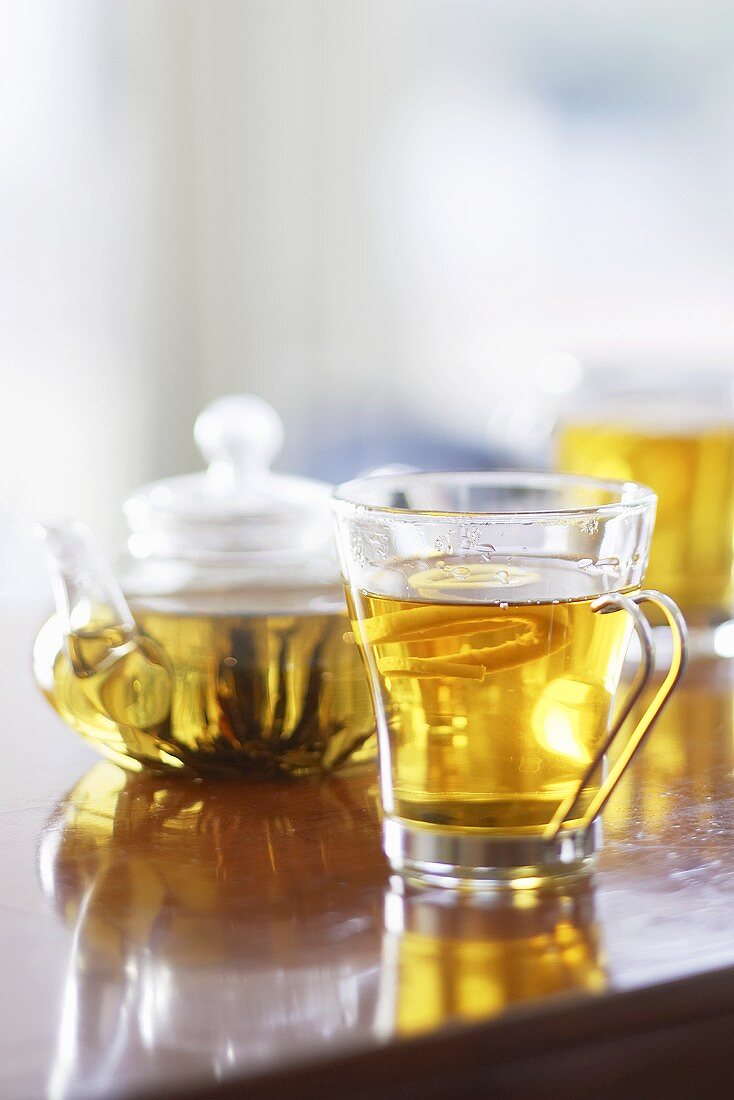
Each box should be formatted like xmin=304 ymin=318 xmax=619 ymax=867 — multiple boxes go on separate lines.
xmin=3 ymin=0 xmax=734 ymax=560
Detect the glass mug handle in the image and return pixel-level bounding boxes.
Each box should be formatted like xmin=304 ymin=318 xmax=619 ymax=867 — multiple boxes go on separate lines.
xmin=543 ymin=591 xmax=688 ymax=842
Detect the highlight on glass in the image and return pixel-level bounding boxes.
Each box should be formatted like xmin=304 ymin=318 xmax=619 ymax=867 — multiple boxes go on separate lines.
xmin=332 ymin=472 xmax=688 ymax=888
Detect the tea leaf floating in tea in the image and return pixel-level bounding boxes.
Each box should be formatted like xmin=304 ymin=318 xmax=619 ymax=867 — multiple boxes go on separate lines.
xmin=375 ymin=608 xmax=569 ymax=680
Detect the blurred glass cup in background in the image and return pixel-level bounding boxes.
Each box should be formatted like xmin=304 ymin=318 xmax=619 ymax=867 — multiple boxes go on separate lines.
xmin=555 ymin=370 xmax=734 ymax=639
xmin=492 ymin=359 xmax=734 ymax=647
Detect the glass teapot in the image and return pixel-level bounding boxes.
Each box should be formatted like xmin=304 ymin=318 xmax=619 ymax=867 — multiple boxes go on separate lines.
xmin=33 ymin=396 xmax=376 ymax=778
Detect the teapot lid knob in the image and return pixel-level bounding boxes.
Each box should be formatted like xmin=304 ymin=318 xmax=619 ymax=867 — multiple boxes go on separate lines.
xmin=194 ymin=395 xmax=284 ymax=487
xmin=124 ymin=392 xmax=334 ymax=565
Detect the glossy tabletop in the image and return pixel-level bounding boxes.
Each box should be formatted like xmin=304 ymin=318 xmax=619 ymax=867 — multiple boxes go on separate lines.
xmin=4 ymin=599 xmax=734 ymax=1099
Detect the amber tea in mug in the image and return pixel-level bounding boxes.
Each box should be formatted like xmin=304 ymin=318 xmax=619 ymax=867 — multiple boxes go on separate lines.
xmin=349 ymin=561 xmax=632 ymax=833
xmin=333 ymin=473 xmax=687 ymax=887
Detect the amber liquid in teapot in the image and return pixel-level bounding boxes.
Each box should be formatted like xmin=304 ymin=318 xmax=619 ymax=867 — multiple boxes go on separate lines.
xmin=36 ymin=599 xmax=376 ymax=778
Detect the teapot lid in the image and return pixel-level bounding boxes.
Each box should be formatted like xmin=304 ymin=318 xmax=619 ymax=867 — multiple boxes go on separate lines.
xmin=124 ymin=395 xmax=333 ymax=565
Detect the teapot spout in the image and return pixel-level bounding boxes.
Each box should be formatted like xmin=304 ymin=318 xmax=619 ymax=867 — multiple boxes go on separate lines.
xmin=35 ymin=519 xmax=172 ymax=738
xmin=36 ymin=518 xmax=134 ymax=662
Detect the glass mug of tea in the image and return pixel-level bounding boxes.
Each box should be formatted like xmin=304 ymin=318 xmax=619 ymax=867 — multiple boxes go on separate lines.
xmin=333 ymin=472 xmax=687 ymax=888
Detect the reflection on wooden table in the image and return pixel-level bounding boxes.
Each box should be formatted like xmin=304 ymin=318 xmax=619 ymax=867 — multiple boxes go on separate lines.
xmin=36 ymin=653 xmax=734 ymax=1098
xmin=606 ymin=656 xmax=734 ymax=842
xmin=377 ymin=878 xmax=605 ymax=1037
xmin=40 ymin=766 xmax=386 ymax=1097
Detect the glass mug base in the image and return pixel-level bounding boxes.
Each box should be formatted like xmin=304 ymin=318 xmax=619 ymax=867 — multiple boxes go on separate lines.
xmin=383 ymin=817 xmax=599 ymax=890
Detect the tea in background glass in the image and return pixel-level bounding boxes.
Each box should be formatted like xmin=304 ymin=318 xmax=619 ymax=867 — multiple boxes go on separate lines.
xmin=555 ymin=373 xmax=734 ymax=632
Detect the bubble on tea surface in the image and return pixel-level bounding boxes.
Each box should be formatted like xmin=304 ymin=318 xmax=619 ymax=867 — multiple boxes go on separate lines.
xmin=407 ymin=561 xmax=539 ymax=594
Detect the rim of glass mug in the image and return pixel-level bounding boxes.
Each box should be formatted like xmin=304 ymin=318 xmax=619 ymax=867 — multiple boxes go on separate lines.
xmin=332 ymin=470 xmax=656 ymax=521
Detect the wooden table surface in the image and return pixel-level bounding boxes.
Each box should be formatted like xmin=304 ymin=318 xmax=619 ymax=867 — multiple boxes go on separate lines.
xmin=5 ymin=598 xmax=734 ymax=1099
